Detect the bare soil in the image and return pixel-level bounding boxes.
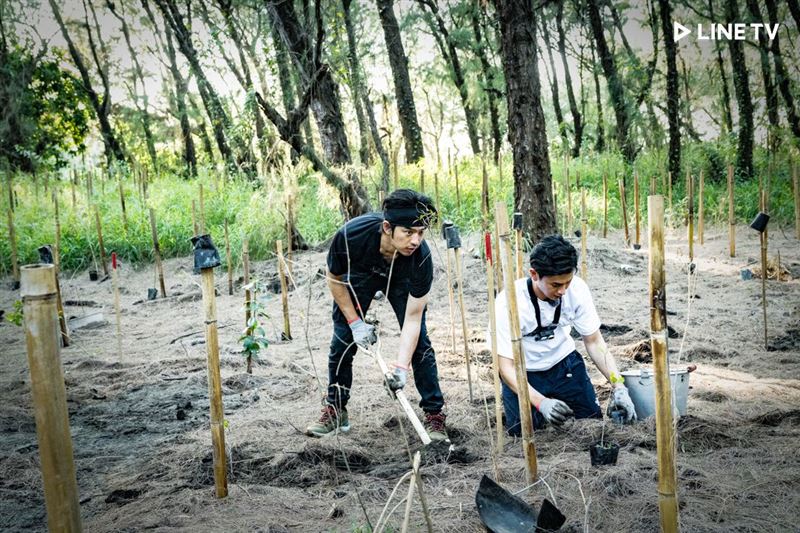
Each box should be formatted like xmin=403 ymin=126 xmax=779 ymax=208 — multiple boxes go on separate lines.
xmin=1 ymin=224 xmax=799 ymax=532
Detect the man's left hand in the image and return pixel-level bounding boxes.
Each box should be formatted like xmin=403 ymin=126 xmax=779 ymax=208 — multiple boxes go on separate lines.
xmin=607 ymin=386 xmax=637 ymax=422
xmin=385 ymin=365 xmax=408 ymax=391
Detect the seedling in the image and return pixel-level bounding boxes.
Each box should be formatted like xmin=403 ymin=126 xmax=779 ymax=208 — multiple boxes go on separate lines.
xmin=240 ymin=280 xmax=269 ymax=374
xmin=7 ymin=300 xmax=23 ymax=326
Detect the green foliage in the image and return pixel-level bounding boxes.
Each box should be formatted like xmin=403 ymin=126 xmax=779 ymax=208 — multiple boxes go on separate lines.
xmin=6 ymin=300 xmax=24 ymax=326
xmin=0 ymin=47 xmax=91 ymax=171
xmin=239 ymin=280 xmax=270 ymax=370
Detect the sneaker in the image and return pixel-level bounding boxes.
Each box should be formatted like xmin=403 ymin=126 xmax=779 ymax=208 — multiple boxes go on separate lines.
xmin=424 ymin=412 xmax=449 ymax=442
xmin=306 ymin=405 xmax=350 ymax=437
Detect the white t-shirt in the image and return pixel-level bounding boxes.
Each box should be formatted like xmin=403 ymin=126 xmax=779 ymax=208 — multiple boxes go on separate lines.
xmin=490 ymin=275 xmax=601 ymax=371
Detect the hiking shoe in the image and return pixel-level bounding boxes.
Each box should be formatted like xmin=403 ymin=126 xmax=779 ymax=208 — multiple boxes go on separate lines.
xmin=424 ymin=412 xmax=449 ymax=442
xmin=306 ymin=405 xmax=350 ymax=437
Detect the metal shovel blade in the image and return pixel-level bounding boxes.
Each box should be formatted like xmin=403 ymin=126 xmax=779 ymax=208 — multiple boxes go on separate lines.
xmin=475 ymin=475 xmax=565 ymax=532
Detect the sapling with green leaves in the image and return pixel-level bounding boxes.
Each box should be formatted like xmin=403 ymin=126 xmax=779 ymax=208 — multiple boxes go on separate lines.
xmin=239 ymin=280 xmax=269 ymax=374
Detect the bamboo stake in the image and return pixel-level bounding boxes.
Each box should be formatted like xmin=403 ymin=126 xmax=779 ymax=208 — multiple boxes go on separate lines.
xmin=759 ymin=192 xmax=768 ymax=350
xmin=687 ymin=172 xmax=694 ymax=262
xmin=634 ymin=170 xmax=641 ymax=249
xmin=199 ymin=183 xmax=206 ymax=234
xmin=698 ymin=170 xmax=704 ymax=245
xmin=619 ymin=177 xmax=630 ymax=247
xmin=484 ymin=232 xmax=504 ymax=456
xmin=401 ymin=452 xmax=420 ymax=533
xmin=117 ymin=173 xmax=128 ymax=232
xmin=224 ymin=219 xmax=233 ymax=296
xmin=454 ymin=161 xmax=461 ymax=210
xmin=728 ymin=164 xmax=735 ymax=257
xmin=495 ymin=201 xmax=537 ymax=483
xmin=451 ymin=233 xmax=474 ymax=402
xmin=581 ymin=189 xmax=588 ymax=280
xmin=412 ymin=450 xmax=434 ymax=533
xmin=443 ymin=230 xmax=457 ymax=355
xmin=286 ymin=192 xmax=294 ymax=276
xmin=492 ymin=217 xmax=504 ymax=301
xmin=148 ymin=208 xmax=167 ymax=297
xmin=243 ymin=239 xmax=251 ymax=327
xmin=565 ymin=156 xmax=573 ymax=231
xmin=21 ymin=264 xmax=82 ymax=532
xmin=111 ymin=252 xmax=122 ymax=355
xmin=6 ymin=203 xmax=19 ymax=286
xmin=53 ymin=191 xmax=62 ymax=270
xmin=433 ymin=172 xmax=440 ymax=229
xmin=191 ymin=200 xmax=199 ymax=235
xmin=94 ymin=207 xmax=108 ymax=276
xmin=38 ymin=245 xmax=69 ymax=347
xmin=199 ymin=257 xmax=228 ymax=498
xmin=277 ymin=240 xmax=292 ymax=340
xmin=647 ymin=195 xmax=680 ymax=533
xmin=602 ymin=171 xmax=608 ymax=238
xmin=481 ymin=159 xmax=490 ymax=217
xmin=793 ymin=163 xmax=799 ymax=240
xmin=513 ymin=213 xmax=523 ymax=280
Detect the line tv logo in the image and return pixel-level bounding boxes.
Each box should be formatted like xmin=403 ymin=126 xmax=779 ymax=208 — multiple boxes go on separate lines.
xmin=674 ymin=22 xmax=780 ymax=42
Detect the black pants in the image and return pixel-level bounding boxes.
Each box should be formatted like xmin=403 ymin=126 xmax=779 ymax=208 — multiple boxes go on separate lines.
xmin=326 ymin=272 xmax=444 ymax=413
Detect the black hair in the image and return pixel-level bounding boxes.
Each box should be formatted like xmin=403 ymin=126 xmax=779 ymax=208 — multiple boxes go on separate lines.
xmin=529 ymin=234 xmax=578 ymax=277
xmin=382 ymin=189 xmax=438 ymax=228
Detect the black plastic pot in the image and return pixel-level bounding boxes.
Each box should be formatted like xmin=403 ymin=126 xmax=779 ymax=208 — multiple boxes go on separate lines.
xmin=147 ymin=288 xmax=158 ymax=300
xmin=89 ymin=270 xmax=99 ymax=281
xmin=590 ymin=441 xmax=619 ymax=466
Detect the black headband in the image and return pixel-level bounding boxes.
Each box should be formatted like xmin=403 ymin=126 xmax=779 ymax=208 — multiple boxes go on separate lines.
xmin=384 ymin=207 xmax=432 ymax=228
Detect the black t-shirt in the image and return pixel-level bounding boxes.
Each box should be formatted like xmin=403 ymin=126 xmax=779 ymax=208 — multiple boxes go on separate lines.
xmin=327 ymin=213 xmax=434 ymax=298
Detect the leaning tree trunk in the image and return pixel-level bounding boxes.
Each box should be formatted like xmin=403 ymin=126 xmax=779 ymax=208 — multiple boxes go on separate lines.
xmin=342 ymin=0 xmax=372 ymax=166
xmin=269 ymin=17 xmax=309 ymax=159
xmin=765 ymin=0 xmax=800 ymax=140
xmin=375 ymin=0 xmax=424 ymax=163
xmin=725 ymin=0 xmax=754 ymax=178
xmin=658 ymin=0 xmax=681 ymax=187
xmin=745 ymin=0 xmax=779 ymax=135
xmin=471 ymin=4 xmax=502 ymax=163
xmin=539 ymin=18 xmax=569 ymax=150
xmin=493 ymin=0 xmax=556 ymax=242
xmin=267 ymin=0 xmax=352 ymax=166
xmin=555 ymin=0 xmax=583 ymax=158
xmin=586 ymin=0 xmax=634 ymax=162
xmin=707 ymin=0 xmax=734 ymax=136
xmin=48 ymin=0 xmax=125 ymax=164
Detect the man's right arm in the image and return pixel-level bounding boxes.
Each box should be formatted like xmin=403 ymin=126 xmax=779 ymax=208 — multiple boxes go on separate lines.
xmin=327 ymin=270 xmax=360 ymax=323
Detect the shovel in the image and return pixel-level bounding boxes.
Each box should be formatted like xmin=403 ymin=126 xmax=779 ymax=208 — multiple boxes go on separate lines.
xmin=475 ymin=475 xmax=565 ymax=532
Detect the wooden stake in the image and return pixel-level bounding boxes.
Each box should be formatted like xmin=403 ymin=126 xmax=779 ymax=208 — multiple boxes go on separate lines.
xmin=728 ymin=164 xmax=735 ymax=257
xmin=6 ymin=203 xmax=19 ymax=285
xmin=698 ymin=170 xmax=704 ymax=245
xmin=484 ymin=233 xmax=504 ymax=456
xmin=565 ymin=156 xmax=573 ymax=231
xmin=286 ymin=192 xmax=294 ymax=276
xmin=53 ymin=191 xmax=62 ymax=270
xmin=647 ymin=195 xmax=680 ymax=532
xmin=401 ymin=452 xmax=420 ymax=533
xmin=687 ymin=172 xmax=694 ymax=262
xmin=277 ymin=240 xmax=292 ymax=340
xmin=243 ymin=239 xmax=251 ymax=327
xmin=492 ymin=218 xmax=504 ymax=298
xmin=619 ymin=177 xmax=630 ymax=247
xmin=602 ymin=171 xmax=608 ymax=238
xmin=148 ymin=208 xmax=167 ymax=298
xmin=111 ymin=252 xmax=122 ymax=355
xmin=454 ymin=162 xmax=461 ymax=210
xmin=444 ymin=246 xmax=457 ymax=355
xmin=191 ymin=200 xmax=199 ymax=235
xmin=199 ymin=262 xmax=228 ymax=498
xmin=634 ymin=170 xmax=641 ymax=248
xmin=118 ymin=173 xmax=128 ymax=232
xmin=199 ymin=183 xmax=206 ymax=234
xmin=481 ymin=159 xmax=490 ymax=217
xmin=581 ymin=189 xmax=588 ymax=280
xmin=21 ymin=264 xmax=82 ymax=532
xmin=760 ymin=191 xmax=768 ymax=351
xmin=793 ymin=163 xmax=799 ymax=240
xmin=412 ymin=450 xmax=434 ymax=533
xmin=453 ymin=244 xmax=474 ymax=402
xmin=94 ymin=207 xmax=109 ymax=276
xmin=224 ymin=219 xmax=233 ymax=296
xmin=495 ymin=201 xmax=538 ymax=484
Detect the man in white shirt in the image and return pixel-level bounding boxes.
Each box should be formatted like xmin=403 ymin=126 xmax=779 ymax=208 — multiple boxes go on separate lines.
xmin=492 ymin=235 xmax=636 ymax=434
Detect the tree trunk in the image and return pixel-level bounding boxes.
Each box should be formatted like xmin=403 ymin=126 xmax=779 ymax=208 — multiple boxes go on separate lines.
xmin=267 ymin=0 xmax=352 ymax=166
xmin=471 ymin=4 xmax=502 ymax=163
xmin=48 ymin=0 xmax=125 ymax=164
xmin=745 ymin=0 xmax=779 ymax=134
xmin=493 ymin=0 xmax=556 ymax=241
xmin=765 ymin=0 xmax=800 ymax=140
xmin=786 ymin=0 xmax=800 ymax=32
xmin=539 ymin=18 xmax=569 ymax=150
xmin=589 ymin=36 xmax=605 ymax=152
xmin=707 ymin=0 xmax=734 ymax=136
xmin=725 ymin=0 xmax=754 ymax=178
xmin=658 ymin=0 xmax=681 ymax=187
xmin=416 ymin=0 xmax=481 ymax=156
xmin=585 ymin=0 xmax=635 ymax=162
xmin=375 ymin=0 xmax=424 ymax=163
xmin=342 ymin=0 xmax=372 ymax=166
xmin=555 ymin=0 xmax=583 ymax=158
xmin=269 ymin=16 xmax=307 ymax=160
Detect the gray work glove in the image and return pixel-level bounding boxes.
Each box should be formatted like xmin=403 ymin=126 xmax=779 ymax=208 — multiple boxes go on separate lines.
xmin=349 ymin=318 xmax=377 ymax=347
xmin=538 ymin=398 xmax=574 ymax=426
xmin=384 ymin=365 xmax=408 ymax=392
xmin=607 ymin=385 xmax=637 ymax=422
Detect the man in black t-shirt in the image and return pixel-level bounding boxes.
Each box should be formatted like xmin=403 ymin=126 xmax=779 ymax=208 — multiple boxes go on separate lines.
xmin=306 ymin=189 xmax=448 ymax=441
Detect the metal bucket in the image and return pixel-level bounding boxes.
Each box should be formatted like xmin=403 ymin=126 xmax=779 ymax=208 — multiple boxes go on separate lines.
xmin=621 ymin=367 xmax=690 ymax=419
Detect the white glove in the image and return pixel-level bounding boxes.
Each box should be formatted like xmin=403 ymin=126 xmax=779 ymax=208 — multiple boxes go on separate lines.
xmin=385 ymin=365 xmax=408 ymax=391
xmin=607 ymin=386 xmax=637 ymax=422
xmin=349 ymin=318 xmax=377 ymax=347
xmin=538 ymin=398 xmax=574 ymax=426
